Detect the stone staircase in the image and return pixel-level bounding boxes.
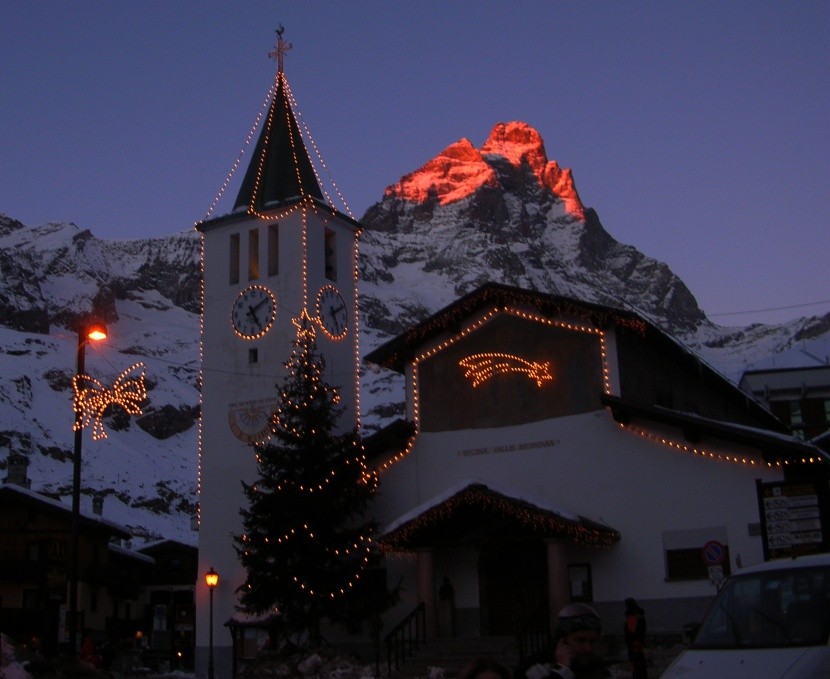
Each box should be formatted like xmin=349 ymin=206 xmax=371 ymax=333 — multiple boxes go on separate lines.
xmin=391 ymin=635 xmax=519 ymax=678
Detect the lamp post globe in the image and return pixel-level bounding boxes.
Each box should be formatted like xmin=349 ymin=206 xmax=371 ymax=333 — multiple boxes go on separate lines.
xmin=205 ymin=568 xmax=219 ymax=679
xmin=68 ymin=320 xmax=107 ymax=656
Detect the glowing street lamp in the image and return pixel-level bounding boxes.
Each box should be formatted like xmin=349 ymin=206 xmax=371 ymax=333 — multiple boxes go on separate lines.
xmin=68 ymin=320 xmax=107 ymax=655
xmin=205 ymin=567 xmax=219 ymax=679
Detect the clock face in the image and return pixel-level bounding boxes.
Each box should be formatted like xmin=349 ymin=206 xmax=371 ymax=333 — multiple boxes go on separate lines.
xmin=316 ymin=286 xmax=348 ymax=340
xmin=231 ymin=285 xmax=277 ymax=339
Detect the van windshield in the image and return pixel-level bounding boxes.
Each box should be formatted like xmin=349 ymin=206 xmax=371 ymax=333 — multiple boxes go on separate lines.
xmin=693 ymin=565 xmax=830 ymax=649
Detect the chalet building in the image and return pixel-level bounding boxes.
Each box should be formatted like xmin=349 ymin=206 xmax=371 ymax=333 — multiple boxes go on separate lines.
xmin=0 ymin=471 xmax=197 ymax=667
xmin=740 ymin=364 xmax=830 ymax=440
xmin=0 ymin=480 xmax=131 ymax=655
xmin=364 ymin=284 xmax=830 ymax=640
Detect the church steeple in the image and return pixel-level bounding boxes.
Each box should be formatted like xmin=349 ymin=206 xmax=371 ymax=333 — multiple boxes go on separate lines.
xmin=233 ymin=27 xmax=324 ymax=212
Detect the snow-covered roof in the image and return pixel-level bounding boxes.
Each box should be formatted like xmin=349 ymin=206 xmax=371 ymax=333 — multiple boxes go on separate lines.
xmin=0 ymin=482 xmax=131 ymax=537
xmin=379 ymin=479 xmax=619 ymax=551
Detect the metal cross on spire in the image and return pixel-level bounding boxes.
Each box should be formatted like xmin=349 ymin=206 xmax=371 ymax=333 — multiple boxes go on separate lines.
xmin=269 ymin=25 xmax=292 ymax=73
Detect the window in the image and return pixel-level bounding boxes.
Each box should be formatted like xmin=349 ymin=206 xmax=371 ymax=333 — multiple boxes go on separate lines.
xmin=248 ymin=229 xmax=260 ymax=280
xmin=694 ymin=565 xmax=830 ymax=648
xmin=25 ymin=542 xmax=40 ymax=561
xmin=568 ymin=563 xmax=593 ymax=602
xmin=324 ymin=228 xmax=337 ymax=281
xmin=22 ymin=590 xmax=39 ymax=610
xmin=663 ymin=527 xmax=731 ymax=581
xmin=229 ymin=233 xmax=240 ymax=285
xmin=248 ymin=348 xmax=258 ymax=364
xmin=267 ymin=224 xmax=279 ymax=276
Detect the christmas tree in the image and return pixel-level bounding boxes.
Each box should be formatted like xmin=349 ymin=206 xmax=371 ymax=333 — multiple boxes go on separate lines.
xmin=234 ymin=310 xmax=395 ymax=644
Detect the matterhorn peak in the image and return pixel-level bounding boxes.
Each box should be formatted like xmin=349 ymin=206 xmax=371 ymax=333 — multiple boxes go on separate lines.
xmin=383 ymin=121 xmax=584 ymax=219
xmin=480 ymin=121 xmax=549 ymax=173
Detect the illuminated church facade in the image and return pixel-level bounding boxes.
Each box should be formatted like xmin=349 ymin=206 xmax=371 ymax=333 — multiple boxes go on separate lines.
xmin=195 ymin=33 xmax=828 ymax=676
xmin=365 ymin=285 xmax=827 ymax=641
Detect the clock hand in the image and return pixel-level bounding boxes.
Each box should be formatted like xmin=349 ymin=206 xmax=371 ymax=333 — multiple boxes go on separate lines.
xmin=252 ymin=297 xmax=269 ymax=311
xmin=247 ymin=305 xmax=260 ymax=325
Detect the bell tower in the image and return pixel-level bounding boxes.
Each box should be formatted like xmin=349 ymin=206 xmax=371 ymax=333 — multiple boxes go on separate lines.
xmin=195 ymin=29 xmax=362 ymax=676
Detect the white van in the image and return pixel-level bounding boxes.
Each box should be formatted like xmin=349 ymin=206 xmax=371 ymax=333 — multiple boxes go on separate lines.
xmin=661 ymin=552 xmax=830 ymax=678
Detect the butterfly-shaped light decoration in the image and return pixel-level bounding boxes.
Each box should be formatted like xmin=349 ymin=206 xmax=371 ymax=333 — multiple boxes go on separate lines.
xmin=72 ymin=362 xmax=147 ymax=440
xmin=459 ymin=353 xmax=553 ymax=388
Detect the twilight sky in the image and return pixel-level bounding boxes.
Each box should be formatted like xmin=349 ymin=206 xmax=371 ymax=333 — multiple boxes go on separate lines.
xmin=1 ymin=1 xmax=827 ymax=325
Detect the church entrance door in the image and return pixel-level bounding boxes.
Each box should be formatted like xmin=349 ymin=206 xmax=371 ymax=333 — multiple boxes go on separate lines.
xmin=478 ymin=540 xmax=547 ymax=635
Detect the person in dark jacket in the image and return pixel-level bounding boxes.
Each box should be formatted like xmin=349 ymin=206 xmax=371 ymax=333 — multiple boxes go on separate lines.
xmin=623 ymin=598 xmax=647 ymax=679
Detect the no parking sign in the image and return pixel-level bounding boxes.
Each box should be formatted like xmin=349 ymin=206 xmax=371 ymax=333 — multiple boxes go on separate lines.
xmin=702 ymin=540 xmax=725 ymax=566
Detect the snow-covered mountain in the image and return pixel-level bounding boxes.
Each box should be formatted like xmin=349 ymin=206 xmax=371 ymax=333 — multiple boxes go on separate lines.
xmin=1 ymin=121 xmax=828 ymax=543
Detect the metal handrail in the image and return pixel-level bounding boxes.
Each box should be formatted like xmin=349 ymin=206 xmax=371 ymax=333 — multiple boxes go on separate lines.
xmin=384 ymin=601 xmax=426 ymax=674
xmin=517 ymin=601 xmax=550 ymax=664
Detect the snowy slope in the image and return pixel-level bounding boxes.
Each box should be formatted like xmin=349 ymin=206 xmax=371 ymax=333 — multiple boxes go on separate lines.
xmin=1 ymin=121 xmax=828 ymax=543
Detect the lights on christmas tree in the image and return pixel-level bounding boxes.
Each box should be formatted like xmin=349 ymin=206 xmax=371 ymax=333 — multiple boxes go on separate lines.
xmin=459 ymin=353 xmax=553 ymax=388
xmin=72 ymin=362 xmax=147 ymax=440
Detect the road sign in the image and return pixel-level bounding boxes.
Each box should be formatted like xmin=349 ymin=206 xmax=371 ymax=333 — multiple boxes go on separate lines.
xmin=708 ymin=565 xmax=725 ymax=590
xmin=702 ymin=540 xmax=725 ymax=566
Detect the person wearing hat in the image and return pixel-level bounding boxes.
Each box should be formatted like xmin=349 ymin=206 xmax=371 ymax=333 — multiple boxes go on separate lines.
xmin=525 ymin=603 xmax=610 ymax=679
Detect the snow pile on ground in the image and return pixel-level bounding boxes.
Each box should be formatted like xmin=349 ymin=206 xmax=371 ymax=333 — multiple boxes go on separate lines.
xmin=237 ymin=646 xmax=388 ymax=679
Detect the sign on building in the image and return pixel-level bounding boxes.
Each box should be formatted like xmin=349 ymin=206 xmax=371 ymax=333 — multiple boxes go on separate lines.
xmin=756 ymin=480 xmax=829 ymax=560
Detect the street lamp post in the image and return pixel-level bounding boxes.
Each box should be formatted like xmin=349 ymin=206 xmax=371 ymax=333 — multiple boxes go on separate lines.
xmin=68 ymin=321 xmax=107 ymax=656
xmin=205 ymin=567 xmax=219 ymax=679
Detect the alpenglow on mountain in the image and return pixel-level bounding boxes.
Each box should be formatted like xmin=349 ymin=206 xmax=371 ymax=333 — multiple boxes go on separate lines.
xmin=1 ymin=121 xmax=827 ymax=542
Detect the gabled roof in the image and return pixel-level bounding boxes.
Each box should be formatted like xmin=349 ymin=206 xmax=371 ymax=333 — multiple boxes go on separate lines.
xmin=233 ymin=69 xmax=324 ymax=212
xmin=0 ymin=484 xmax=131 ymax=539
xmin=364 ymin=282 xmax=785 ymax=433
xmin=379 ymin=481 xmax=620 ymax=552
xmin=365 ymin=282 xmax=648 ymax=372
xmin=601 ymin=394 xmax=830 ymax=465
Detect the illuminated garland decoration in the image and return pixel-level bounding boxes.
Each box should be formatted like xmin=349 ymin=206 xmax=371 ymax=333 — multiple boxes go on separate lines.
xmin=291 ymin=549 xmax=371 ymax=598
xmin=284 ymin=79 xmax=353 ymax=219
xmin=252 ymin=446 xmax=378 ymax=494
xmin=459 ymin=353 xmax=553 ymax=388
xmin=379 ymin=484 xmax=619 ymax=552
xmin=618 ymin=422 xmax=823 ymax=467
xmin=315 ymin=284 xmax=348 ymax=342
xmin=239 ymin=534 xmax=373 ymax=599
xmin=201 ymin=80 xmax=276 ymax=221
xmin=72 ymin=362 xmax=147 ymax=441
xmin=376 ymin=306 xmax=609 ymax=472
xmin=373 ymin=286 xmax=646 ymax=371
xmin=239 ymin=525 xmax=374 ymax=554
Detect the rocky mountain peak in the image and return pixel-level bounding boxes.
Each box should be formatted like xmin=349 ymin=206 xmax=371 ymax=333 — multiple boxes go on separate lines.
xmin=383 ymin=121 xmax=584 ymax=219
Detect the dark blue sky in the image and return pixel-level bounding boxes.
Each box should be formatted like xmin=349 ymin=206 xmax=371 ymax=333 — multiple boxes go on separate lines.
xmin=1 ymin=2 xmax=827 ymax=324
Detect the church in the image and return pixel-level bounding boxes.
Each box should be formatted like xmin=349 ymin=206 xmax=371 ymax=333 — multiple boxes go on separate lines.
xmin=195 ymin=33 xmax=829 ymax=676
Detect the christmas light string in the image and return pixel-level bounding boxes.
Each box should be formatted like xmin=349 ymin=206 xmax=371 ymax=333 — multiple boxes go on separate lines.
xmin=379 ymin=485 xmax=619 ymax=553
xmin=618 ymin=422 xmax=822 ymax=467
xmin=284 ymin=78 xmax=353 ymax=218
xmin=315 ymin=284 xmax=348 ymax=341
xmin=459 ymin=352 xmax=553 ymax=388
xmin=238 ymin=308 xmax=378 ymax=600
xmin=376 ymin=306 xmax=610 ymax=471
xmin=201 ymin=79 xmax=277 ymax=222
